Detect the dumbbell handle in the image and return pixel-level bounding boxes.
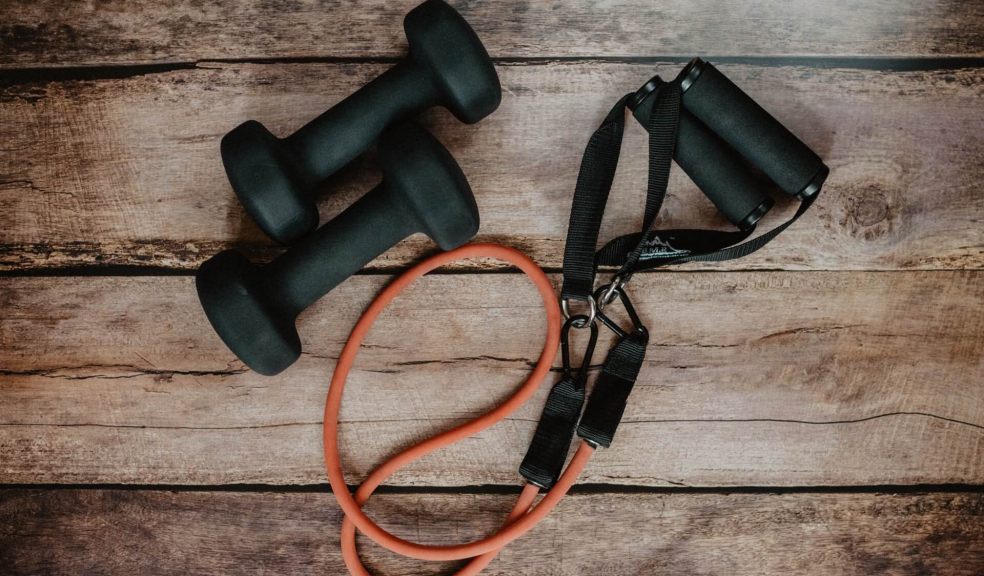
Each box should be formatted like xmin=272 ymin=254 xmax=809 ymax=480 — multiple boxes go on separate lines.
xmin=264 ymin=182 xmax=414 ymax=318
xmin=284 ymin=61 xmax=439 ymax=188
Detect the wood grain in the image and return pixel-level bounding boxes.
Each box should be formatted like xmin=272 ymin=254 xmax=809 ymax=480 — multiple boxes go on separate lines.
xmin=1 ymin=62 xmax=982 ymax=272
xmin=1 ymin=490 xmax=981 ymax=575
xmin=2 ymin=0 xmax=983 ymax=67
xmin=2 ymin=0 xmax=981 ymax=572
xmin=2 ymin=271 xmax=980 ymax=486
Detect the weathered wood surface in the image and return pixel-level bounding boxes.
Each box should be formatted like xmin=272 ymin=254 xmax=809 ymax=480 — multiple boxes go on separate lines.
xmin=2 ymin=271 xmax=981 ymax=486
xmin=1 ymin=490 xmax=980 ymax=575
xmin=2 ymin=0 xmax=982 ymax=573
xmin=2 ymin=0 xmax=984 ymax=67
xmin=2 ymin=62 xmax=982 ymax=272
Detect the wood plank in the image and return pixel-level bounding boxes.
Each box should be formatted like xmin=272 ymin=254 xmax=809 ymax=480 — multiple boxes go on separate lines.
xmin=2 ymin=0 xmax=983 ymax=67
xmin=2 ymin=62 xmax=982 ymax=272
xmin=0 ymin=490 xmax=980 ymax=575
xmin=1 ymin=271 xmax=981 ymax=486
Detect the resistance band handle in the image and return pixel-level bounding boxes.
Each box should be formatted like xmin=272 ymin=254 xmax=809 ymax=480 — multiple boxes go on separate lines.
xmin=631 ymin=77 xmax=773 ymax=231
xmin=577 ymin=329 xmax=649 ymax=448
xmin=519 ymin=377 xmax=586 ymax=489
xmin=678 ymin=58 xmax=829 ymax=200
xmin=599 ymin=60 xmax=831 ymax=272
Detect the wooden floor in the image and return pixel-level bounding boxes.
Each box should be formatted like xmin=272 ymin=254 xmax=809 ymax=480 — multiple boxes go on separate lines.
xmin=1 ymin=1 xmax=982 ymax=574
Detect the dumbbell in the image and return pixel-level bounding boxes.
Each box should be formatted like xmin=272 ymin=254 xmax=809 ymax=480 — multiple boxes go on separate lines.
xmin=677 ymin=58 xmax=829 ymax=200
xmin=197 ymin=122 xmax=480 ymax=375
xmin=221 ymin=0 xmax=500 ymax=245
xmin=630 ymin=76 xmax=774 ymax=230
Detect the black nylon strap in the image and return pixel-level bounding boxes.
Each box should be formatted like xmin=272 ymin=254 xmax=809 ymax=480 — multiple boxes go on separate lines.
xmin=519 ymin=376 xmax=585 ymax=488
xmin=595 ymin=228 xmax=753 ymax=266
xmin=670 ymin=192 xmax=817 ymax=265
xmin=560 ymin=95 xmax=631 ymax=302
xmin=560 ymin=82 xmax=687 ymax=300
xmin=618 ymin=80 xmax=682 ymax=278
xmin=576 ymin=330 xmax=649 ymax=448
xmin=599 ymin=192 xmax=817 ymax=270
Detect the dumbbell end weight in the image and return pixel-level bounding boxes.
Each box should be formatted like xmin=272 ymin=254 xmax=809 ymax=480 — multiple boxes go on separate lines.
xmin=196 ymin=250 xmax=302 ymax=376
xmin=221 ymin=120 xmax=319 ymax=245
xmin=219 ymin=1 xmax=498 ymax=246
xmin=405 ymin=0 xmax=501 ymax=124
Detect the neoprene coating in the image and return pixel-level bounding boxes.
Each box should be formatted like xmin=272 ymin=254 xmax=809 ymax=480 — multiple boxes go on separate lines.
xmin=197 ymin=122 xmax=479 ymax=375
xmin=220 ymin=0 xmax=500 ymax=244
xmin=678 ymin=58 xmax=829 ymax=199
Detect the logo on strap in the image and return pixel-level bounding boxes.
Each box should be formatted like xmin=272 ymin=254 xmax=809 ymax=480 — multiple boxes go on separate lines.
xmin=638 ymin=232 xmax=690 ymax=261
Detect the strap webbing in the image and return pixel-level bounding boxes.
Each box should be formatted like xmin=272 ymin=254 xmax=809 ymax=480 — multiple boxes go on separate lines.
xmin=617 ymin=80 xmax=681 ymax=279
xmin=538 ymin=62 xmax=823 ymax=465
xmin=519 ymin=376 xmax=585 ymax=488
xmin=560 ymin=95 xmax=631 ymax=302
xmin=598 ymin=192 xmax=817 ymax=270
xmin=576 ymin=330 xmax=649 ymax=448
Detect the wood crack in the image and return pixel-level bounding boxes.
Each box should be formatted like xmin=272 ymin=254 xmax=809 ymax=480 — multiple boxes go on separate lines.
xmin=393 ymin=355 xmax=538 ymax=367
xmin=622 ymin=412 xmax=984 ymax=431
xmin=0 ymin=178 xmax=49 ymax=195
xmin=0 ymin=412 xmax=980 ymax=431
xmin=0 ymin=364 xmax=248 ymax=380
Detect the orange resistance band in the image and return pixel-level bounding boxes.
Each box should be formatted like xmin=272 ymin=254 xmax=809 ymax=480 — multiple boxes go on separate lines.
xmin=323 ymin=243 xmax=595 ymax=575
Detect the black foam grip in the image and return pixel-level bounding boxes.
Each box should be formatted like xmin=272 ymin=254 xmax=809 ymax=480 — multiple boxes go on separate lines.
xmin=675 ymin=110 xmax=772 ymax=229
xmin=632 ymin=80 xmax=772 ymax=230
xmin=680 ymin=59 xmax=827 ymax=199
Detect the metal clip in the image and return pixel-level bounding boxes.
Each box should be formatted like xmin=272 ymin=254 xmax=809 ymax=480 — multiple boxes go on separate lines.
xmin=561 ymin=314 xmax=599 ymax=384
xmin=592 ymin=284 xmax=647 ymax=339
xmin=596 ymin=274 xmax=626 ymax=311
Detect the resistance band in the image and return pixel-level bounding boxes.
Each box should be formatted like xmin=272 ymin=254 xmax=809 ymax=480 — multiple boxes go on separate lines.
xmin=324 ymin=61 xmax=827 ymax=574
xmin=323 ymin=243 xmax=593 ymax=575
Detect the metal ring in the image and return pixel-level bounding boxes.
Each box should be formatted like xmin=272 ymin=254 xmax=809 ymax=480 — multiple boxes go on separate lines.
xmin=560 ymin=297 xmax=597 ymax=327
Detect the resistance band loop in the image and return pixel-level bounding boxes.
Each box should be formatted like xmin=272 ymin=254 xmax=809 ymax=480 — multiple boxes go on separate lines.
xmin=325 ymin=66 xmax=824 ymax=575
xmin=324 ymin=243 xmax=594 ymax=575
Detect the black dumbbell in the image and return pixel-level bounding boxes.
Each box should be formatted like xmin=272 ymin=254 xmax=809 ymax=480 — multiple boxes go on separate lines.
xmin=677 ymin=58 xmax=829 ymax=200
xmin=197 ymin=123 xmax=480 ymax=375
xmin=630 ymin=76 xmax=774 ymax=230
xmin=221 ymin=0 xmax=499 ymax=245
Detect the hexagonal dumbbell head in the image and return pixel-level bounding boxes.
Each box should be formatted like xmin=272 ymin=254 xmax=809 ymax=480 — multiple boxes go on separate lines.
xmin=220 ymin=0 xmax=498 ymax=245
xmin=198 ymin=122 xmax=479 ymax=375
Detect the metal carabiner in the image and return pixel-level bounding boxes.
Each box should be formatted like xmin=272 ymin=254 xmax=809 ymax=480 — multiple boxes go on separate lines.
xmin=592 ymin=284 xmax=647 ymax=339
xmin=596 ymin=274 xmax=627 ymax=311
xmin=561 ymin=314 xmax=599 ymax=384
